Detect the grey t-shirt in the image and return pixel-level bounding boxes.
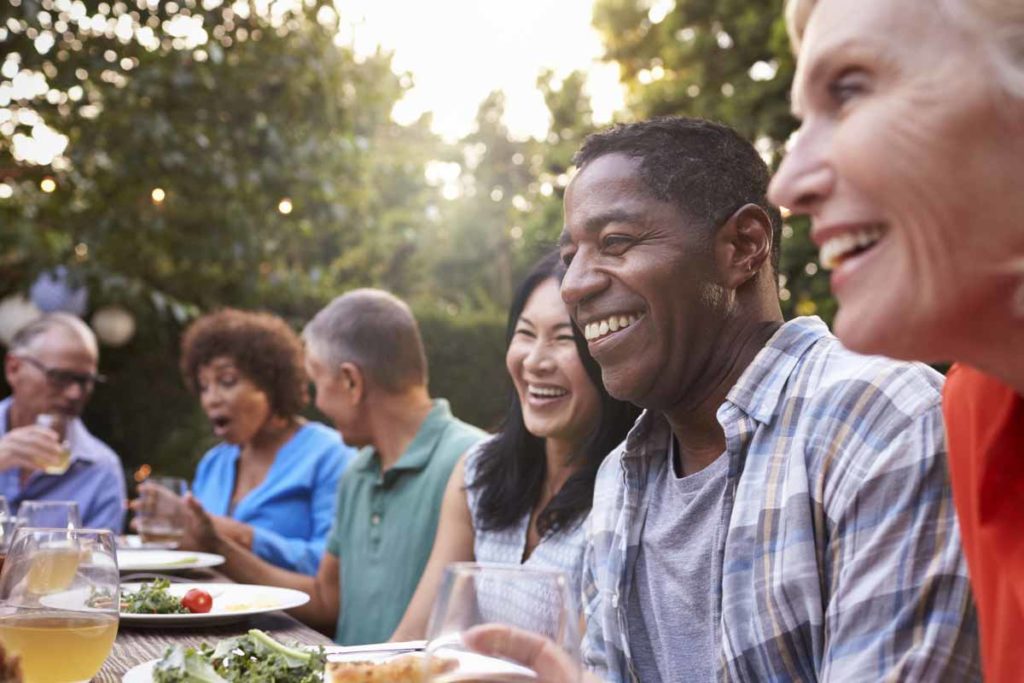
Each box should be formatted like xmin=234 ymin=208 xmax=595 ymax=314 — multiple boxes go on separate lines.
xmin=626 ymin=440 xmax=730 ymax=683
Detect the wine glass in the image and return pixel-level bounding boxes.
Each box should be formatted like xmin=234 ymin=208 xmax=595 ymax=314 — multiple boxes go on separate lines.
xmin=0 ymin=497 xmax=14 ymax=575
xmin=424 ymin=563 xmax=582 ymax=682
xmin=0 ymin=527 xmax=119 ymax=682
xmin=17 ymin=500 xmax=80 ymax=530
xmin=135 ymin=476 xmax=189 ymax=547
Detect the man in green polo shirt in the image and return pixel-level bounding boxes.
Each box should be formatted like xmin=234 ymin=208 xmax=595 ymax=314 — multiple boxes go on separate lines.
xmin=186 ymin=289 xmax=485 ymax=644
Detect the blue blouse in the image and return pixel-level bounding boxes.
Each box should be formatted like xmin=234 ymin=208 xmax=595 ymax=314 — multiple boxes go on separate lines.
xmin=192 ymin=421 xmax=356 ymax=575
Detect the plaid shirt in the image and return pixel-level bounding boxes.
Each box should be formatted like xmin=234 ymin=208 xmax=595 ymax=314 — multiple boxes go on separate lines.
xmin=582 ymin=317 xmax=979 ymax=682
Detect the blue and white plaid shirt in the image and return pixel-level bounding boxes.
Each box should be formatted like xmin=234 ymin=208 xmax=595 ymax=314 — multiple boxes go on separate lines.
xmin=582 ymin=317 xmax=979 ymax=682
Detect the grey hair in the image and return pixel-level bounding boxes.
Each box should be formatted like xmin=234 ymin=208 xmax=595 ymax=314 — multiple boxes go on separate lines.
xmin=302 ymin=288 xmax=428 ymax=393
xmin=785 ymin=0 xmax=1024 ymax=98
xmin=9 ymin=312 xmax=99 ymax=358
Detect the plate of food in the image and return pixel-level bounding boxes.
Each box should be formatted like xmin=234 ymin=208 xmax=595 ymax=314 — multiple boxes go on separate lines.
xmin=121 ymin=630 xmax=326 ymax=682
xmin=121 ymin=631 xmax=535 ymax=682
xmin=118 ymin=579 xmax=310 ymax=626
xmin=117 ymin=549 xmax=224 ymax=572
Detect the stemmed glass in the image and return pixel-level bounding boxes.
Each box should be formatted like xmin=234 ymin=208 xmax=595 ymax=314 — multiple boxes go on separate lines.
xmin=424 ymin=563 xmax=582 ymax=682
xmin=17 ymin=500 xmax=80 ymax=530
xmin=0 ymin=527 xmax=119 ymax=682
xmin=0 ymin=497 xmax=14 ymax=574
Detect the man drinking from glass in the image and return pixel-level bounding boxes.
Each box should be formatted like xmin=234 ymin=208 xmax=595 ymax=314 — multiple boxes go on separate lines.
xmin=0 ymin=313 xmax=126 ymax=532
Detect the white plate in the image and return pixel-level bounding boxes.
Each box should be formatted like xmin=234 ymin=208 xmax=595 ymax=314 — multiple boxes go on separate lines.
xmin=118 ymin=535 xmax=179 ymax=550
xmin=117 ymin=549 xmax=224 ymax=572
xmin=123 ymin=646 xmax=535 ymax=682
xmin=121 ymin=659 xmax=155 ymax=683
xmin=119 ymin=582 xmax=310 ymax=626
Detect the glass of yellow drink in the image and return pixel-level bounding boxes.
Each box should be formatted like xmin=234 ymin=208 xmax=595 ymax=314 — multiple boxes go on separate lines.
xmin=0 ymin=528 xmax=119 ymax=682
xmin=34 ymin=414 xmax=73 ymax=475
xmin=136 ymin=476 xmax=189 ymax=547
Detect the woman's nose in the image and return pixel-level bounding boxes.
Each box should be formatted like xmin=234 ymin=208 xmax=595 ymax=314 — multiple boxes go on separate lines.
xmin=768 ymin=126 xmax=836 ymax=215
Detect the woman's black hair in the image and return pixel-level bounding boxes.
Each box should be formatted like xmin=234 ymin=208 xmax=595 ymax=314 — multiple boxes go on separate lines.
xmin=467 ymin=250 xmax=640 ymax=537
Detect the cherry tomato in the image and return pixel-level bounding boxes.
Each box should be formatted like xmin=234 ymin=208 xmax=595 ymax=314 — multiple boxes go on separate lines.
xmin=181 ymin=588 xmax=213 ymax=614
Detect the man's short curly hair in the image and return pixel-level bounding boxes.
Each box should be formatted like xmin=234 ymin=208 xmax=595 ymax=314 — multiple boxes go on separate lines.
xmin=573 ymin=116 xmax=783 ymax=275
xmin=180 ymin=309 xmax=307 ymax=417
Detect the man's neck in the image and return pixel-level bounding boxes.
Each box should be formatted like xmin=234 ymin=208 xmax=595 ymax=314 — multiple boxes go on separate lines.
xmin=366 ymin=388 xmax=435 ymax=472
xmin=663 ymin=319 xmax=782 ymax=476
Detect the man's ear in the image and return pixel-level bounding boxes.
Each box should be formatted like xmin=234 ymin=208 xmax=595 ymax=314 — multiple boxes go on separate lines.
xmin=339 ymin=362 xmax=365 ymax=402
xmin=715 ymin=203 xmax=774 ymax=290
xmin=4 ymin=353 xmax=20 ymax=388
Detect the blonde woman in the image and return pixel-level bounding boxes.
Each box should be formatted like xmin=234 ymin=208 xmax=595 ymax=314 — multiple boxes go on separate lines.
xmin=768 ymin=1 xmax=1024 ymax=681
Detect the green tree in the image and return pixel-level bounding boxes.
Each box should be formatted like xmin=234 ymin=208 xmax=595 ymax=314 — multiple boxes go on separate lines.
xmin=0 ymin=0 xmax=445 ymax=473
xmin=593 ymin=0 xmax=834 ymax=322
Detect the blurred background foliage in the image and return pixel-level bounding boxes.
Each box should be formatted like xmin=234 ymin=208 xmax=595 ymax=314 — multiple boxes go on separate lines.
xmin=0 ymin=0 xmax=833 ymax=478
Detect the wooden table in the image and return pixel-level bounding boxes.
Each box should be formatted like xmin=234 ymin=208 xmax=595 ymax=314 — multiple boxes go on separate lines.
xmin=96 ymin=569 xmax=333 ymax=682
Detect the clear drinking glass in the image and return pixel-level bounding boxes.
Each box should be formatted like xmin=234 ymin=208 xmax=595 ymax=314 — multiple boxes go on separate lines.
xmin=0 ymin=527 xmax=119 ymax=682
xmin=17 ymin=500 xmax=80 ymax=530
xmin=424 ymin=563 xmax=582 ymax=682
xmin=0 ymin=497 xmax=14 ymax=576
xmin=34 ymin=413 xmax=73 ymax=475
xmin=136 ymin=476 xmax=189 ymax=547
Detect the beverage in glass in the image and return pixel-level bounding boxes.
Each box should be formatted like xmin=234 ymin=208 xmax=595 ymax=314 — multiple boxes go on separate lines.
xmin=424 ymin=563 xmax=581 ymax=682
xmin=0 ymin=496 xmax=12 ymax=575
xmin=34 ymin=413 xmax=72 ymax=475
xmin=0 ymin=528 xmax=119 ymax=682
xmin=137 ymin=476 xmax=189 ymax=546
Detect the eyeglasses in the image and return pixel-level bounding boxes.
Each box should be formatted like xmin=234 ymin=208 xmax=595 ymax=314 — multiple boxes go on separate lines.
xmin=17 ymin=356 xmax=106 ymax=391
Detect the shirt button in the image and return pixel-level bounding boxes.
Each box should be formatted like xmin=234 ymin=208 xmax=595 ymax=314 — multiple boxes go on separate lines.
xmin=371 ymin=514 xmax=381 ymax=526
xmin=611 ymin=593 xmax=619 ymax=608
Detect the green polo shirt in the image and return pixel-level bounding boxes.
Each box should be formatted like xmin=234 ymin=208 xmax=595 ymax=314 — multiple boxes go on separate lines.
xmin=325 ymin=398 xmax=486 ymax=645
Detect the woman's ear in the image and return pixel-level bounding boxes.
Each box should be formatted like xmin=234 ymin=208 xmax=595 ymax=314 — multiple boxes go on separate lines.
xmin=715 ymin=203 xmax=774 ymax=290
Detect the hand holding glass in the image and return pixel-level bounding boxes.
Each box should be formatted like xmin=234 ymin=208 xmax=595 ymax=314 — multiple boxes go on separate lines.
xmin=425 ymin=563 xmax=582 ymax=682
xmin=136 ymin=476 xmax=189 ymax=546
xmin=0 ymin=528 xmax=119 ymax=682
xmin=34 ymin=413 xmax=72 ymax=475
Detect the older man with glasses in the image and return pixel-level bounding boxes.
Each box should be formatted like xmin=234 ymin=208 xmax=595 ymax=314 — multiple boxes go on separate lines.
xmin=0 ymin=313 xmax=127 ymax=532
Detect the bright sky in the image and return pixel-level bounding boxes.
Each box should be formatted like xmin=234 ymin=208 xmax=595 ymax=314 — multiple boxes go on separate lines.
xmin=0 ymin=0 xmax=628 ymax=169
xmin=335 ymin=0 xmax=626 ymax=141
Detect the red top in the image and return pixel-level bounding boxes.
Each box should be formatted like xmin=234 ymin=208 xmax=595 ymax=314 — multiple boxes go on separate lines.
xmin=943 ymin=364 xmax=1024 ymax=682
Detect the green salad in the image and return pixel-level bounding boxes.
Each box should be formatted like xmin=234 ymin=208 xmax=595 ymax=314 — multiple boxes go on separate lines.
xmin=121 ymin=578 xmax=189 ymax=615
xmin=153 ymin=630 xmax=325 ymax=683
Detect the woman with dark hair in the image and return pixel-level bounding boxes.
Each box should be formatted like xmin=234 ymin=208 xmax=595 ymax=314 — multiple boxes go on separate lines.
xmin=141 ymin=309 xmax=356 ymax=575
xmin=391 ymin=251 xmax=639 ymax=640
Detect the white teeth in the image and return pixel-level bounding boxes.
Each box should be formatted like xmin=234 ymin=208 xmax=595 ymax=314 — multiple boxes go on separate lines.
xmin=820 ymin=227 xmax=884 ymax=270
xmin=528 ymin=385 xmax=568 ymax=398
xmin=583 ymin=313 xmax=643 ymax=342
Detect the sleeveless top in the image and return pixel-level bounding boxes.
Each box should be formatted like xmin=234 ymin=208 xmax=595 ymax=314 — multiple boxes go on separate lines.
xmin=463 ymin=440 xmax=587 ymax=635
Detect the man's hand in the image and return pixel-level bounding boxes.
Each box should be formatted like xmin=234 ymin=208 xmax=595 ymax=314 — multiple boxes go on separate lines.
xmin=462 ymin=624 xmax=602 ymax=683
xmin=0 ymin=426 xmax=61 ymax=472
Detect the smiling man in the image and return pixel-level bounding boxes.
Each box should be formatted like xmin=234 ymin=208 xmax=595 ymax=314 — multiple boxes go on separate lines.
xmin=492 ymin=117 xmax=979 ymax=681
xmin=0 ymin=313 xmax=127 ymax=532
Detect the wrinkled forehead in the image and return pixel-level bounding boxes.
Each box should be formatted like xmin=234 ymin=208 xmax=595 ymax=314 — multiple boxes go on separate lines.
xmin=795 ymin=0 xmax=956 ymax=100
xmin=562 ymin=154 xmax=651 ymax=238
xmin=25 ymin=326 xmax=98 ymax=367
